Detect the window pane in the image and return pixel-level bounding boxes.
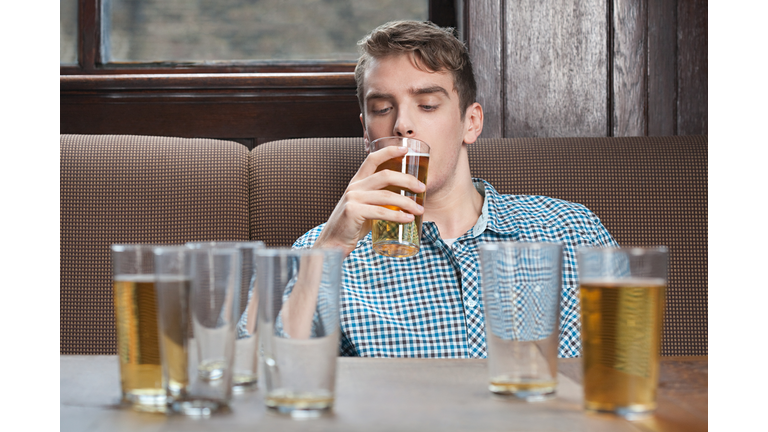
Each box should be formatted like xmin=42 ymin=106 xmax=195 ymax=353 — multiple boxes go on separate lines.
xmin=60 ymin=0 xmax=78 ymax=64
xmin=107 ymin=0 xmax=428 ymax=63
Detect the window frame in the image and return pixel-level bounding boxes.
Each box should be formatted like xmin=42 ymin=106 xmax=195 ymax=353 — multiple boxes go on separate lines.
xmin=62 ymin=0 xmax=461 ymax=75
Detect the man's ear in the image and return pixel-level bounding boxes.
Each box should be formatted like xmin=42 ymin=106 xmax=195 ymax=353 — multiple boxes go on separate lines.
xmin=360 ymin=113 xmax=370 ymax=152
xmin=462 ymin=103 xmax=484 ymax=145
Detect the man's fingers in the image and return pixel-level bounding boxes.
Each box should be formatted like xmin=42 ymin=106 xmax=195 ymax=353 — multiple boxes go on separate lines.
xmin=345 ymin=189 xmax=425 ymax=218
xmin=350 ymin=169 xmax=426 ymax=197
xmin=346 ymin=199 xmax=417 ymax=224
xmin=353 ymin=145 xmax=408 ymax=180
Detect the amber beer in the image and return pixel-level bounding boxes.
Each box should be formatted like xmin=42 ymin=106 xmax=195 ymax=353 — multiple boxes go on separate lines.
xmin=112 ymin=274 xmax=165 ymax=411
xmin=580 ymin=278 xmax=666 ymax=417
xmin=488 ymin=379 xmax=557 ymax=395
xmin=372 ymin=148 xmax=429 ymax=257
xmin=265 ymin=389 xmax=335 ymax=412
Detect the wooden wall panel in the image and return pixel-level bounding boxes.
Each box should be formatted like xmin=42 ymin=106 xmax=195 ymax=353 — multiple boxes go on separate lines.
xmin=467 ymin=0 xmax=504 ymax=138
xmin=503 ymin=0 xmax=608 ymax=138
xmin=648 ymin=0 xmax=677 ymax=136
xmin=612 ymin=0 xmax=648 ymax=136
xmin=677 ymin=0 xmax=707 ymax=135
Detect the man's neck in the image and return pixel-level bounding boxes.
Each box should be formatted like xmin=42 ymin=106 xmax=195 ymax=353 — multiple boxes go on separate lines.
xmin=423 ymin=169 xmax=483 ymax=240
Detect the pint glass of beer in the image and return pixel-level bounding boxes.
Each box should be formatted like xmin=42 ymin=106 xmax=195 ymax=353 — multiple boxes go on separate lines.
xmin=577 ymin=247 xmax=668 ymax=419
xmin=110 ymin=244 xmax=165 ymax=412
xmin=369 ymin=137 xmax=430 ymax=258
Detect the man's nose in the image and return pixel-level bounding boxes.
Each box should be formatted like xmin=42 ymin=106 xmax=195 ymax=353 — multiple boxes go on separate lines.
xmin=393 ymin=108 xmax=415 ymax=137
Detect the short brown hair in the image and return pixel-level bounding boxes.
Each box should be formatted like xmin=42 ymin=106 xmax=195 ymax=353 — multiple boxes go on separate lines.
xmin=355 ymin=20 xmax=477 ymax=117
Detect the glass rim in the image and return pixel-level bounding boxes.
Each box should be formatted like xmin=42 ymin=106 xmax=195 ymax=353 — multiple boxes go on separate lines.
xmin=185 ymin=241 xmax=265 ymax=249
xmin=154 ymin=245 xmax=241 ymax=255
xmin=478 ymin=241 xmax=563 ymax=252
xmin=254 ymin=247 xmax=343 ymax=258
xmin=111 ymin=243 xmax=176 ymax=252
xmin=152 ymin=245 xmax=189 ymax=255
xmin=576 ymin=245 xmax=669 ymax=255
xmin=369 ymin=136 xmax=431 ymax=153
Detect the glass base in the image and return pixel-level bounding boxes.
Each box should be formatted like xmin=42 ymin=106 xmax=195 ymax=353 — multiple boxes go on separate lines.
xmin=266 ymin=390 xmax=334 ymax=419
xmin=122 ymin=389 xmax=166 ymax=413
xmin=232 ymin=374 xmax=258 ymax=394
xmin=168 ymin=399 xmax=227 ymax=417
xmin=372 ymin=241 xmax=419 ymax=258
xmin=198 ymin=359 xmax=227 ymax=381
xmin=489 ymin=380 xmax=556 ymax=402
xmin=584 ymin=401 xmax=656 ymax=420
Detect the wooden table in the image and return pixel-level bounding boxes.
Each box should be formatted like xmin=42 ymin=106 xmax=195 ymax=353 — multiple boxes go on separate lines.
xmin=61 ymin=355 xmax=707 ymax=432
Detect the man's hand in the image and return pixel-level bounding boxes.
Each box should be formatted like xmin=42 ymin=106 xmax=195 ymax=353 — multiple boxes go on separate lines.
xmin=314 ymin=145 xmax=426 ymax=257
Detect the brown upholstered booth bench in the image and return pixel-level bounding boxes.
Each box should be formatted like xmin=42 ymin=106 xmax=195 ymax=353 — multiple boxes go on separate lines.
xmin=61 ymin=134 xmax=707 ymax=357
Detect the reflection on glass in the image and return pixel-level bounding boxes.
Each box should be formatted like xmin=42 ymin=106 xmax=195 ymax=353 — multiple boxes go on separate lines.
xmin=60 ymin=0 xmax=78 ymax=64
xmin=106 ymin=0 xmax=428 ymax=62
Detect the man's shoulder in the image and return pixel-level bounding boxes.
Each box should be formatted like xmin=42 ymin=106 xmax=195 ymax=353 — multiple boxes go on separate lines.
xmin=481 ymin=180 xmax=606 ymax=234
xmin=496 ymin=193 xmax=594 ymax=217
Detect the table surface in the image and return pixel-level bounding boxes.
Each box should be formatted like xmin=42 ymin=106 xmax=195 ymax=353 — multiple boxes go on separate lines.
xmin=61 ymin=355 xmax=707 ymax=432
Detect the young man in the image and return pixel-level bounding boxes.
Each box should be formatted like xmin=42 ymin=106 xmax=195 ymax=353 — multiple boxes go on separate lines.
xmin=293 ymin=20 xmax=617 ymax=358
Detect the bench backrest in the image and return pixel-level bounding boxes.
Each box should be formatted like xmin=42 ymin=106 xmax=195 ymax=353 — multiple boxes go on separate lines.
xmin=251 ymin=136 xmax=707 ymax=356
xmin=60 ymin=134 xmax=250 ymax=354
xmin=62 ymin=135 xmax=707 ymax=357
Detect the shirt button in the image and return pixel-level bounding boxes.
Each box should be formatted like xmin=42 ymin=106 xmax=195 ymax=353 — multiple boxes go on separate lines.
xmin=466 ymin=299 xmax=477 ymax=307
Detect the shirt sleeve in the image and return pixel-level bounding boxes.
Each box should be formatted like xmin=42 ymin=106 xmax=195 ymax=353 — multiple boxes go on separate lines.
xmin=588 ymin=213 xmax=619 ymax=248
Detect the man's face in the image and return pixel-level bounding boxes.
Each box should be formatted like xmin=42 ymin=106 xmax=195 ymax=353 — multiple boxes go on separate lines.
xmin=360 ymin=53 xmax=475 ymax=195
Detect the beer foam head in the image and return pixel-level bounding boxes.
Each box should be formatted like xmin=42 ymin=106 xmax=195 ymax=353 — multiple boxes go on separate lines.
xmin=406 ymin=149 xmax=430 ymax=157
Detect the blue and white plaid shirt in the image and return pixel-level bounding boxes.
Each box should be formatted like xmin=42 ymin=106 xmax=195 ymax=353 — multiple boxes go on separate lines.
xmin=293 ymin=179 xmax=618 ymax=358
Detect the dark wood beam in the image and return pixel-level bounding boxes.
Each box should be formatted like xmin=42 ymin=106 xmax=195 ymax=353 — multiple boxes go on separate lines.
xmin=60 ymin=73 xmax=363 ymax=143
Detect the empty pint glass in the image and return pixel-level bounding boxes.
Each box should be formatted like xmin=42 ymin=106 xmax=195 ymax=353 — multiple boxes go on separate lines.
xmin=479 ymin=242 xmax=563 ymax=401
xmin=257 ymin=248 xmax=342 ymax=418
xmin=186 ymin=241 xmax=264 ymax=393
xmin=369 ymin=137 xmax=430 ymax=258
xmin=110 ymin=244 xmax=165 ymax=412
xmin=577 ymin=247 xmax=668 ymax=419
xmin=154 ymin=245 xmax=241 ymax=416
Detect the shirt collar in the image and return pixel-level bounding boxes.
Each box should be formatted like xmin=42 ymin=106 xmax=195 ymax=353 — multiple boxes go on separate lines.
xmin=418 ymin=178 xmax=518 ymax=243
xmin=470 ymin=178 xmax=519 ymax=237
xmin=471 ymin=179 xmax=490 ymax=237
